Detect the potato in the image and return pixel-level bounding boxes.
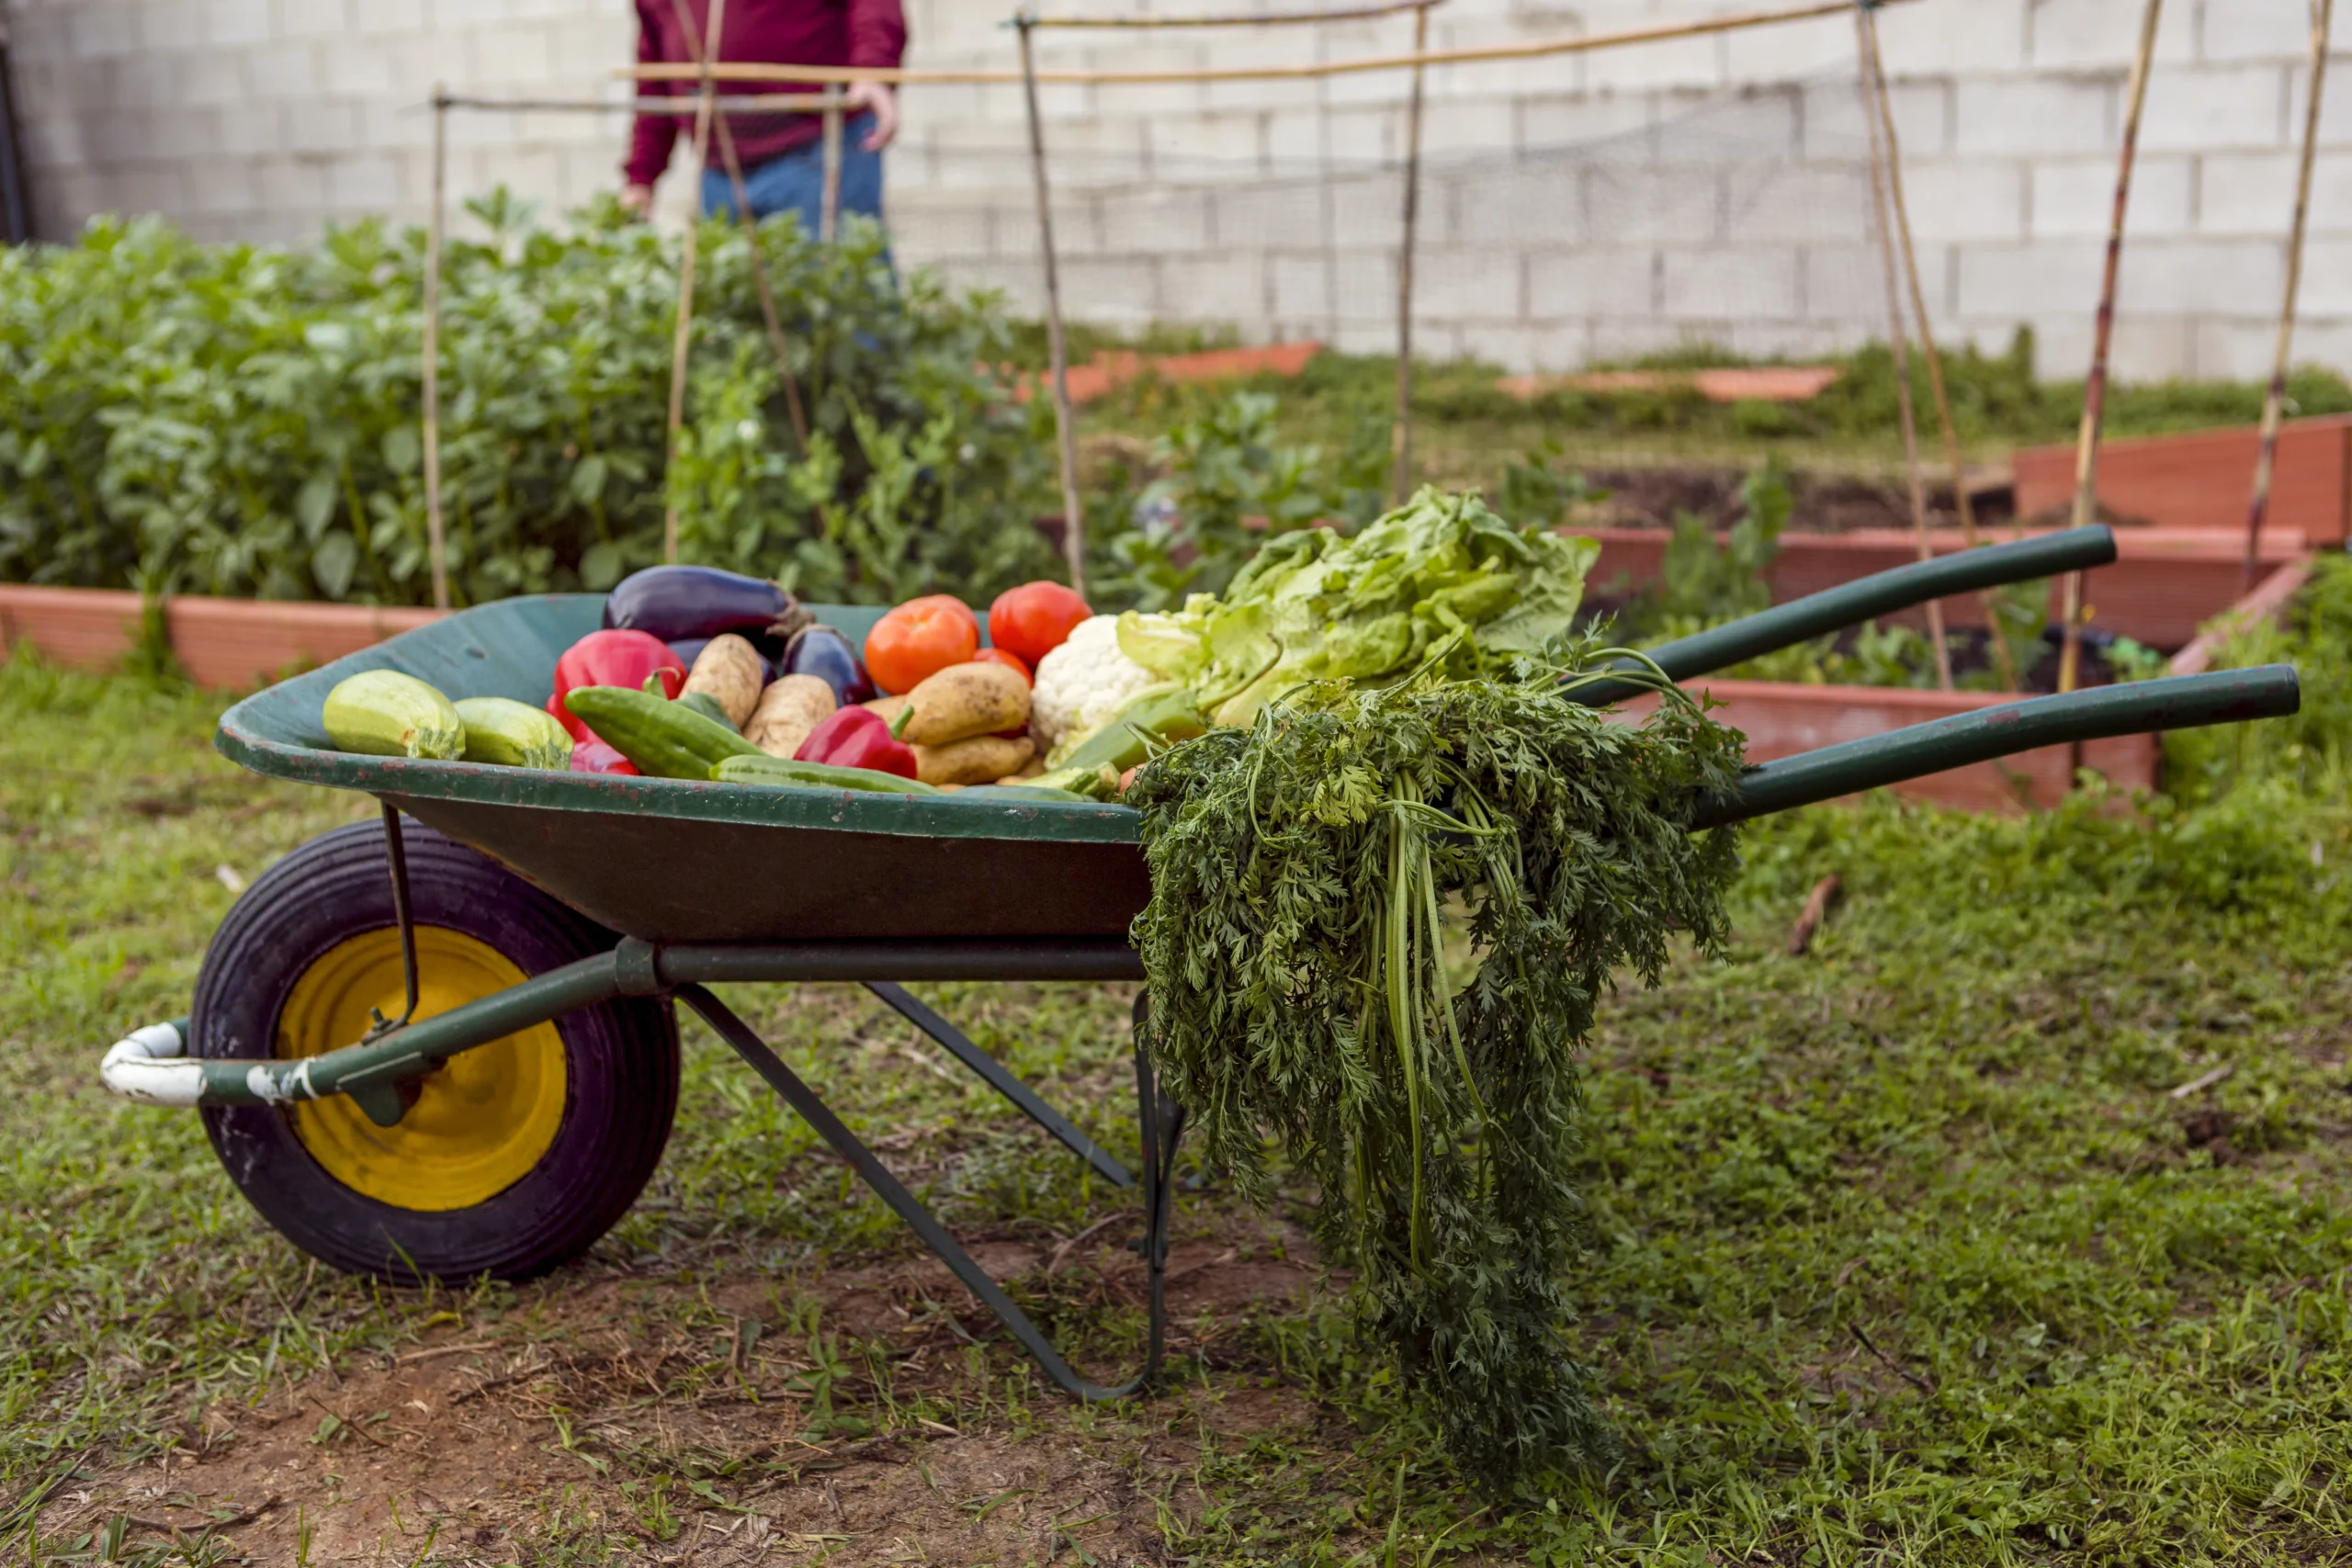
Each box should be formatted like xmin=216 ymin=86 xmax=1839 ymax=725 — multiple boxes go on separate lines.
xmin=743 ymin=674 xmax=837 ymax=758
xmin=860 ymin=694 xmax=910 ymax=725
xmin=902 ymin=661 xmax=1030 ymax=747
xmin=913 ymin=734 xmax=1035 ymax=788
xmin=684 ymin=634 xmax=766 ymax=728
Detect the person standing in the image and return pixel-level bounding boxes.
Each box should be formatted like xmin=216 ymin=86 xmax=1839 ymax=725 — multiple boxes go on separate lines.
xmin=620 ymin=0 xmax=906 ymax=236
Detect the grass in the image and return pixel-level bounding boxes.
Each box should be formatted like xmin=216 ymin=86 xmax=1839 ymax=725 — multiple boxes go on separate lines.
xmin=4 ymin=638 xmax=2352 ymax=1563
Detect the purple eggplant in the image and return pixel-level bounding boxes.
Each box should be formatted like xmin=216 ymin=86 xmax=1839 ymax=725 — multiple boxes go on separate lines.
xmin=604 ymin=566 xmax=799 ymax=646
xmin=668 ymin=637 xmax=779 ymax=685
xmin=783 ymin=624 xmax=876 ymax=705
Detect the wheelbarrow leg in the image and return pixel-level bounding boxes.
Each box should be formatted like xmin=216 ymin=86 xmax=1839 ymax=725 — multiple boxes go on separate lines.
xmin=863 ymin=980 xmax=1136 ymax=1190
xmin=677 ymin=983 xmax=1184 ymax=1401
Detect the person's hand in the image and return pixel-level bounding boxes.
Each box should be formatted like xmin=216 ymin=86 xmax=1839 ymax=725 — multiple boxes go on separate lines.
xmin=844 ymin=81 xmax=899 ymax=152
xmin=618 ymin=183 xmax=656 ymax=220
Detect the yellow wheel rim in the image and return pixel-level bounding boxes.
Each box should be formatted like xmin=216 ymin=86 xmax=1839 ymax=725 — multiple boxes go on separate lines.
xmin=275 ymin=928 xmax=568 ymax=1212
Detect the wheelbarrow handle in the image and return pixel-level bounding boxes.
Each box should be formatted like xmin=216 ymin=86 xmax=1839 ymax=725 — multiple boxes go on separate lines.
xmin=1572 ymin=526 xmax=2119 ymax=706
xmin=1689 ymin=664 xmax=2300 ymax=829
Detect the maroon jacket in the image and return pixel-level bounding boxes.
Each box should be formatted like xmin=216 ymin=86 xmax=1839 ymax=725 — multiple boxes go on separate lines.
xmin=626 ymin=0 xmax=907 ymax=187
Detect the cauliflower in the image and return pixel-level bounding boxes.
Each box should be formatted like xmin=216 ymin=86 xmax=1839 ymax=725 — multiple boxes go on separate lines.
xmin=1031 ymin=615 xmax=1159 ymax=755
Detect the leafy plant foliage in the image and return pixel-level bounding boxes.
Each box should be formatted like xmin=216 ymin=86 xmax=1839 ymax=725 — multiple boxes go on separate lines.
xmin=0 ymin=197 xmax=1059 ymax=607
xmin=1128 ymin=660 xmax=1747 ymax=1479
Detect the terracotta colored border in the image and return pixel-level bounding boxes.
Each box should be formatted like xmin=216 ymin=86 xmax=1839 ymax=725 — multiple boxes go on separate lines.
xmin=1589 ymin=525 xmax=2310 ymax=650
xmin=2013 ymin=414 xmax=2352 ymax=545
xmin=1010 ymin=341 xmax=1325 ymax=405
xmin=0 ymin=584 xmax=443 ymax=691
xmin=1616 ymin=678 xmax=2159 ymax=814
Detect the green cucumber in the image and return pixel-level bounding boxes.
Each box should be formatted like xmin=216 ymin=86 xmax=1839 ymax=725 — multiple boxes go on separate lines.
xmin=713 ymin=753 xmax=941 ymax=795
xmin=564 ymin=685 xmax=760 ymax=779
xmin=677 ymin=691 xmax=738 ymax=731
xmin=452 ymin=697 xmax=573 ymax=770
xmin=322 ymin=670 xmax=465 ymax=761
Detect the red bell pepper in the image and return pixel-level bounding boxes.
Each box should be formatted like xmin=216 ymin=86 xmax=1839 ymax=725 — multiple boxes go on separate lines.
xmin=548 ymin=629 xmax=684 ymax=743
xmin=793 ymin=705 xmax=919 ymax=780
xmin=569 ymin=736 xmax=641 ymax=776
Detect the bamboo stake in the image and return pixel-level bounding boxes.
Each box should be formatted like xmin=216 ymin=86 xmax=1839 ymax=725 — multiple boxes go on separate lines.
xmin=662 ymin=0 xmax=730 ymax=565
xmin=1857 ymin=6 xmax=1950 ymax=690
xmin=820 ymin=86 xmax=843 ymax=244
xmin=664 ymin=0 xmax=808 ymax=448
xmin=628 ymin=0 xmax=1922 ymax=87
xmin=441 ymin=93 xmax=840 ymax=113
xmin=1391 ymin=2 xmax=1429 ymax=505
xmin=1860 ymin=6 xmax=2013 ymax=689
xmin=1017 ymin=12 xmax=1087 ymax=599
xmin=2063 ymin=0 xmax=2163 ymax=694
xmin=423 ymin=85 xmax=449 ymax=613
xmin=2245 ymin=0 xmax=2335 ymax=589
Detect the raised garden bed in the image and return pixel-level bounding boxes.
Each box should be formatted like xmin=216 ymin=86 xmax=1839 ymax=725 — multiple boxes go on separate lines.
xmin=0 ymin=585 xmax=442 ymax=692
xmin=1589 ymin=525 xmax=2308 ymax=651
xmin=2014 ymin=413 xmax=2352 ymax=544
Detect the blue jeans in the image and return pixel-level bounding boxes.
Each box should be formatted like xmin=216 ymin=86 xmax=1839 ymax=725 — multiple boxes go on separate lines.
xmin=700 ymin=116 xmax=885 ymax=241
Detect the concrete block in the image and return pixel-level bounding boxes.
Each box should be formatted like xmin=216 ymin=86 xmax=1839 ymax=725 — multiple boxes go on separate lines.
xmin=1058 ymin=256 xmax=1162 ymax=323
xmin=357 ymin=0 xmax=428 ymax=37
xmin=1463 ymin=320 xmax=1589 ymax=375
xmin=1160 ymin=252 xmax=1269 ymax=325
xmin=169 ymin=51 xmax=253 ymax=108
xmin=1955 ymin=239 xmax=2104 ymax=320
xmin=2140 ymin=63 xmax=2286 ymax=153
xmin=281 ymin=100 xmax=362 ymax=155
xmin=1897 ymin=158 xmax=2028 ymax=243
xmin=1662 ymin=245 xmax=1799 ymax=321
xmin=549 ymin=22 xmax=635 ymax=81
xmin=1802 ymin=76 xmax=1949 ymax=160
xmin=2116 ymin=238 xmax=2283 ymax=314
xmin=2199 ymin=0 xmax=2319 ymax=63
xmin=1527 ymin=247 xmax=1654 ymax=318
xmin=889 ymin=199 xmax=996 ymax=261
xmin=1151 ymin=112 xmax=1266 ymax=174
xmin=2027 ymin=313 xmax=2196 ymax=381
xmin=1873 ymin=0 xmax=2030 ymax=74
xmin=1590 ymin=33 xmax=1723 ymax=95
xmin=69 ymin=1 xmax=140 ymax=59
xmin=136 ymin=1 xmax=205 ymax=52
xmin=244 ymin=41 xmax=323 ymax=100
xmin=1451 ymin=164 xmax=1583 ymax=247
xmin=2028 ymin=0 xmax=2199 ymax=71
xmin=1412 ymin=245 xmax=1523 ymax=322
xmin=214 ymin=104 xmax=285 ymax=157
xmin=2190 ymin=317 xmax=2293 ymax=381
xmin=1419 ymin=96 xmax=1515 ymax=157
xmin=200 ymin=0 xmax=275 ymax=48
xmin=1317 ymin=106 xmax=1397 ymax=169
xmin=1518 ymin=89 xmax=1658 ymax=154
xmin=324 ymin=152 xmax=403 ymax=213
xmin=2293 ymin=238 xmax=2352 ymax=314
xmin=1585 ymin=164 xmax=1721 ymax=243
xmin=1329 ymin=168 xmax=1407 ymax=250
xmin=1721 ymin=11 xmax=1856 ymax=85
xmin=462 ymin=25 xmax=555 ymax=90
xmin=1722 ymin=162 xmax=1874 ymax=245
xmin=1330 ymin=249 xmax=1398 ymax=325
xmin=1102 ymin=186 xmax=1215 ymax=253
xmin=1952 ymin=76 xmax=2110 ymax=157
xmin=251 ymin=154 xmax=330 ymax=213
xmin=275 ymin=0 xmax=354 ymax=40
xmin=2030 ymin=153 xmax=2193 ymax=238
xmin=1269 ymin=250 xmax=1333 ymax=324
xmin=2191 ymin=150 xmax=2303 ymax=234
xmin=1261 ymin=108 xmax=1326 ymax=173
xmin=90 ymin=112 xmax=165 ymax=164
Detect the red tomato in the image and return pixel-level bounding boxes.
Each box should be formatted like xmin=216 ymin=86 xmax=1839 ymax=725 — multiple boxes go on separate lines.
xmin=988 ymin=581 xmax=1092 ymax=668
xmin=865 ymin=595 xmax=979 ymax=695
xmin=973 ymin=647 xmax=1033 ymax=685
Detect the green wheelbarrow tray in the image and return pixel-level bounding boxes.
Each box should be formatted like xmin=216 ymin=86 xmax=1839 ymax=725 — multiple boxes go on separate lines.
xmin=209 ymin=524 xmax=2244 ymax=946
xmin=140 ymin=527 xmax=2294 ymax=1404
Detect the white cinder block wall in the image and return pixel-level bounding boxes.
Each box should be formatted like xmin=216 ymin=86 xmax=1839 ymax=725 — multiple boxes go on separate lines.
xmin=3 ymin=0 xmax=2344 ymax=378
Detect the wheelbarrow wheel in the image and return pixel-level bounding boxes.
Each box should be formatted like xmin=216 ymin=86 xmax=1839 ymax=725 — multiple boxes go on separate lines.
xmin=193 ymin=818 xmax=680 ymax=1283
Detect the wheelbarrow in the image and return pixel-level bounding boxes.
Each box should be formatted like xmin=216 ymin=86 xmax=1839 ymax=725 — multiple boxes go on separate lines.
xmin=96 ymin=525 xmax=2298 ymax=1401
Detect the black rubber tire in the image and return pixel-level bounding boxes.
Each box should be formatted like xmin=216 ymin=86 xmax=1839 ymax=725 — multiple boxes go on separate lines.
xmin=195 ymin=818 xmax=679 ymax=1283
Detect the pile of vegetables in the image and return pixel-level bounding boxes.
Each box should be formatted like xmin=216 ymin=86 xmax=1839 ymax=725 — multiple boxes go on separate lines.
xmin=319 ymin=564 xmax=1103 ymax=803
